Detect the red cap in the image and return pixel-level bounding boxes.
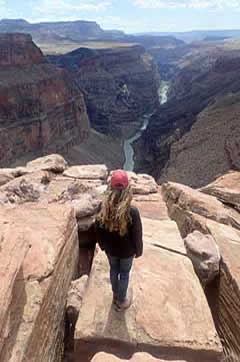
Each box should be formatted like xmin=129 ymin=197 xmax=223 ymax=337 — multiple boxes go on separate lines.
xmin=111 ymin=169 xmax=129 ymax=190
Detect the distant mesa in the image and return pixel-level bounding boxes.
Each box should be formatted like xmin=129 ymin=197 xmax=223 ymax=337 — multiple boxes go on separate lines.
xmin=0 ymin=18 xmax=30 ymax=26
xmin=0 ymin=18 xmax=183 ymax=47
xmin=0 ymin=18 xmax=106 ymax=43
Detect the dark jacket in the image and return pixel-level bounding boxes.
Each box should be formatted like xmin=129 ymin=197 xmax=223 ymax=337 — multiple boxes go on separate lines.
xmin=95 ymin=206 xmax=143 ymax=259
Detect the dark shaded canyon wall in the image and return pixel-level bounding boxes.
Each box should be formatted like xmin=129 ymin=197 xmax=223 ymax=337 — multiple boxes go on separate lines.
xmin=49 ymin=45 xmax=160 ymax=135
xmin=134 ymin=44 xmax=240 ymax=187
xmin=0 ymin=34 xmax=89 ymax=167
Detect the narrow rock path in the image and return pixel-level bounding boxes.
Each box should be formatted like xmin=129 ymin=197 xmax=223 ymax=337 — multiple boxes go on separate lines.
xmin=73 ymin=188 xmax=222 ymax=362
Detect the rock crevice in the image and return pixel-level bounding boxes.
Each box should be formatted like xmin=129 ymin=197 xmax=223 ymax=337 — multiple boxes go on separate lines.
xmin=162 ymin=175 xmax=240 ymax=361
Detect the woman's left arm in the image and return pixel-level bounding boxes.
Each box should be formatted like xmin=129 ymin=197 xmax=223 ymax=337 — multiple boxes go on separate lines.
xmin=131 ymin=207 xmax=143 ymax=258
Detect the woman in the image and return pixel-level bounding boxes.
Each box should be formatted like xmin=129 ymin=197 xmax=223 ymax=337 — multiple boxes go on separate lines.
xmin=95 ymin=169 xmax=143 ymax=311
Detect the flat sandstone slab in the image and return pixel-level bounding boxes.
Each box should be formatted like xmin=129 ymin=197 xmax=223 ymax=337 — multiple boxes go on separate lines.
xmin=91 ymin=351 xmax=187 ymax=361
xmin=133 ymin=189 xmax=169 ymax=220
xmin=142 ymin=217 xmax=186 ymax=255
xmin=0 ymin=203 xmax=79 ymax=362
xmin=75 ymin=246 xmax=222 ymax=361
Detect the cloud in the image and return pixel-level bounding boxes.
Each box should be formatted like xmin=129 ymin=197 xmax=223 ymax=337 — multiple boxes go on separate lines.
xmin=132 ymin=0 xmax=240 ymax=9
xmin=30 ymin=0 xmax=112 ymax=22
xmin=0 ymin=0 xmax=11 ymax=17
xmin=92 ymin=15 xmax=175 ymax=32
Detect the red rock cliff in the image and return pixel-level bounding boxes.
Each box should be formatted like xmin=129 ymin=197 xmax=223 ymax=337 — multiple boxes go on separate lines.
xmin=0 ymin=33 xmax=44 ymax=66
xmin=0 ymin=33 xmax=90 ymax=166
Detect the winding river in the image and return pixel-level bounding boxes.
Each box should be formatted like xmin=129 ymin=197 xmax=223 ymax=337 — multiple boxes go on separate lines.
xmin=123 ymin=82 xmax=169 ymax=171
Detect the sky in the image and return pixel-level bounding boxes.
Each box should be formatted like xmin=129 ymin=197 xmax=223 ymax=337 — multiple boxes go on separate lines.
xmin=1 ymin=0 xmax=240 ymax=33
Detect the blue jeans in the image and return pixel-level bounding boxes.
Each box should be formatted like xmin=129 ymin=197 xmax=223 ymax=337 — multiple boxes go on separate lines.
xmin=107 ymin=254 xmax=133 ymax=303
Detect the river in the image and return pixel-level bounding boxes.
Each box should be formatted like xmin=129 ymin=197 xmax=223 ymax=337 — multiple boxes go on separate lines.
xmin=123 ymin=82 xmax=169 ymax=171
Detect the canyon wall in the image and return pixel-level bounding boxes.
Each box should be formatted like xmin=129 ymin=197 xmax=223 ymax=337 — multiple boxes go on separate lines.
xmin=135 ymin=42 xmax=240 ymax=188
xmin=0 ymin=33 xmax=44 ymax=66
xmin=49 ymin=45 xmax=160 ymax=136
xmin=0 ymin=33 xmax=90 ymax=167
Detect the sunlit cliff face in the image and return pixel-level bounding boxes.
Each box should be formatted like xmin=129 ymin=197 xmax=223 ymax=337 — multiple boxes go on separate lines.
xmin=0 ymin=34 xmax=90 ymax=167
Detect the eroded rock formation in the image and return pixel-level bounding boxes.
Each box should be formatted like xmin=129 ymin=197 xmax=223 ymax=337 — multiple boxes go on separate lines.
xmin=0 ymin=33 xmax=44 ymax=66
xmin=0 ymin=202 xmax=78 ymax=362
xmin=49 ymin=45 xmax=160 ymax=136
xmin=0 ymin=153 xmax=229 ymax=362
xmin=0 ymin=33 xmax=90 ymax=167
xmin=162 ymin=173 xmax=240 ymax=361
xmin=135 ymin=42 xmax=240 ymax=187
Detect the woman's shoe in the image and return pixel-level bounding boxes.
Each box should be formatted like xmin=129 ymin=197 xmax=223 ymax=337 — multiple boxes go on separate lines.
xmin=112 ymin=294 xmax=119 ymax=305
xmin=115 ymin=296 xmax=132 ymax=311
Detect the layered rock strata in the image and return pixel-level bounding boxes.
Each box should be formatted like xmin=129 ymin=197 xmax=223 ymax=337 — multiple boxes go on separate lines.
xmin=66 ymin=129 xmax=124 ymax=170
xmin=0 ymin=154 xmax=224 ymax=362
xmin=0 ymin=154 xmax=107 ymax=361
xmin=0 ymin=33 xmax=43 ymax=66
xmin=162 ymin=173 xmax=240 ymax=361
xmin=0 ymin=33 xmax=90 ymax=167
xmin=0 ymin=19 xmax=105 ymax=43
xmin=136 ymin=44 xmax=240 ymax=187
xmin=49 ymin=45 xmax=160 ymax=136
xmin=0 ymin=203 xmax=78 ymax=362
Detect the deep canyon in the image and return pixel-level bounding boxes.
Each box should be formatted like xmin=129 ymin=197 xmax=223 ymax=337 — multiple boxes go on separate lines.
xmin=1 ymin=24 xmax=240 ymax=189
xmin=2 ymin=20 xmax=240 ymax=362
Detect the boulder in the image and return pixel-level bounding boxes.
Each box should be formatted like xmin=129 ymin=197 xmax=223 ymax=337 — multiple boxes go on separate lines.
xmin=174 ymin=214 xmax=240 ymax=362
xmin=0 ymin=179 xmax=44 ymax=205
xmin=162 ymin=179 xmax=240 ymax=360
xmin=0 ymin=169 xmax=15 ymax=186
xmin=0 ymin=203 xmax=78 ymax=362
xmin=108 ymin=171 xmax=158 ymax=195
xmin=0 ymin=171 xmax=51 ymax=205
xmin=91 ymin=352 xmax=186 ymax=361
xmin=162 ymin=181 xmax=240 ymax=231
xmin=67 ymin=275 xmax=89 ymax=320
xmin=13 ymin=166 xmax=34 ymax=177
xmin=133 ymin=188 xmax=169 ymax=220
xmin=63 ymin=165 xmax=108 ymax=180
xmin=77 ymin=215 xmax=96 ymax=232
xmin=200 ymin=171 xmax=240 ymax=211
xmin=0 ymin=171 xmax=102 ymax=227
xmin=46 ymin=177 xmax=90 ymax=203
xmin=48 ymin=178 xmax=101 ymax=212
xmin=128 ymin=172 xmax=158 ymax=195
xmin=72 ymin=194 xmax=100 ymax=220
xmin=74 ymin=247 xmax=222 ymax=361
xmin=26 ymin=154 xmax=67 ymax=173
xmin=0 ymin=167 xmax=34 ymax=186
xmin=184 ymin=231 xmax=221 ymax=287
xmin=95 ymin=184 xmax=107 ymax=195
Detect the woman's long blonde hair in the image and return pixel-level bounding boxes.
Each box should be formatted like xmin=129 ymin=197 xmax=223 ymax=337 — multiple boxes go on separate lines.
xmin=96 ymin=184 xmax=133 ymax=236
